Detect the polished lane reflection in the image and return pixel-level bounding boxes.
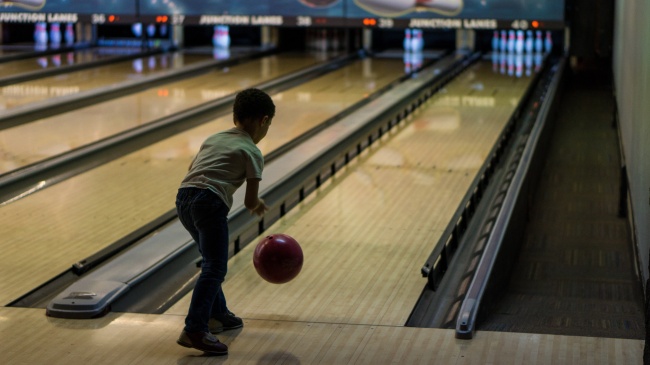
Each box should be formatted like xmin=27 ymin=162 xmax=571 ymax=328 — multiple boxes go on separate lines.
xmin=0 ymin=56 xmax=408 ymax=304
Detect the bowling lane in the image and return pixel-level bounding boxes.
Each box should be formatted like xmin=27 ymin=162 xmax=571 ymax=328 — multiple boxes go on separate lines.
xmin=165 ymin=60 xmax=537 ymax=327
xmin=0 ymin=50 xmax=214 ymax=111
xmin=0 ymin=52 xmax=328 ymax=175
xmin=0 ymin=47 xmax=139 ymax=79
xmin=0 ymin=47 xmax=27 ymax=57
xmin=0 ymin=56 xmax=411 ymax=305
xmin=1 ymin=307 xmax=643 ymax=364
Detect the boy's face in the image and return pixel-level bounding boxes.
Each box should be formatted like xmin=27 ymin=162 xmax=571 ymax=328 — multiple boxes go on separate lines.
xmin=253 ymin=115 xmax=272 ymax=144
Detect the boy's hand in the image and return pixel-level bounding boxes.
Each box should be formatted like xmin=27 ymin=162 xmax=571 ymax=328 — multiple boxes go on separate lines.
xmin=250 ymin=199 xmax=269 ymax=216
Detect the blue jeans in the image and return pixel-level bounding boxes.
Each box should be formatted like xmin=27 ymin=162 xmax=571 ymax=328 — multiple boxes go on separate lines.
xmin=176 ymin=187 xmax=230 ymax=333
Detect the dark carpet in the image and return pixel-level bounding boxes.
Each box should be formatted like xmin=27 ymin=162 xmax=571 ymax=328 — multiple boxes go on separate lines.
xmin=479 ymin=67 xmax=645 ymax=339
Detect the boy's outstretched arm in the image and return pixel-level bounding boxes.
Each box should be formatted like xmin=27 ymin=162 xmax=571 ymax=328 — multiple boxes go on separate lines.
xmin=245 ymin=178 xmax=268 ymax=216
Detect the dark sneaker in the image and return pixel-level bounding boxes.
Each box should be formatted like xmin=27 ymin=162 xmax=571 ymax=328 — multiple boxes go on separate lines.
xmin=209 ymin=311 xmax=244 ymax=333
xmin=177 ymin=330 xmax=228 ymax=355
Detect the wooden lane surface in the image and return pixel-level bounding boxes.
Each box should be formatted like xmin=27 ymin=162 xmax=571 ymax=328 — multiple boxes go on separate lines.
xmin=0 ymin=48 xmax=116 ymax=78
xmin=0 ymin=57 xmax=408 ymax=305
xmin=0 ymin=52 xmax=326 ymax=175
xmin=0 ymin=50 xmax=211 ymax=111
xmin=0 ymin=47 xmax=25 ymax=57
xmin=165 ymin=60 xmax=536 ymax=328
xmin=0 ymin=307 xmax=642 ymax=364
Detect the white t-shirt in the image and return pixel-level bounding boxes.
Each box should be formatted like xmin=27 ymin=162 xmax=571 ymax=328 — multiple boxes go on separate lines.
xmin=180 ymin=128 xmax=264 ymax=209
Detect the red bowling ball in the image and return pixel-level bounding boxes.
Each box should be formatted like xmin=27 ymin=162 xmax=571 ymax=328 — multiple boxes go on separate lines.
xmin=253 ymin=234 xmax=303 ymax=284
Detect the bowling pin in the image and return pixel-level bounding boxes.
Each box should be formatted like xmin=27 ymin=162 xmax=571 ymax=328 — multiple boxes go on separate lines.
xmin=499 ymin=30 xmax=507 ymax=52
xmin=507 ymin=30 xmax=515 ymax=53
xmin=159 ymin=24 xmax=168 ymax=37
xmin=34 ymin=22 xmax=48 ymax=46
xmin=544 ymin=31 xmax=553 ymax=53
xmin=213 ymin=25 xmax=230 ymax=48
xmin=534 ymin=31 xmax=543 ymax=53
xmin=403 ymin=28 xmax=412 ymax=52
xmin=355 ymin=0 xmax=416 ymax=16
xmin=49 ymin=23 xmax=61 ymax=47
xmin=491 ymin=30 xmax=499 ymax=52
xmin=146 ymin=24 xmax=156 ymax=38
xmin=132 ymin=23 xmax=143 ymax=38
xmin=212 ymin=26 xmax=220 ymax=47
xmin=411 ymin=29 xmax=423 ymax=52
xmin=515 ymin=30 xmax=524 ymax=54
xmin=64 ymin=23 xmax=74 ymax=46
xmin=525 ymin=30 xmax=533 ymax=53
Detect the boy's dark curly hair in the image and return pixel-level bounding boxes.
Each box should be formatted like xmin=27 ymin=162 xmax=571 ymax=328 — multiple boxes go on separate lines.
xmin=233 ymin=88 xmax=275 ymax=125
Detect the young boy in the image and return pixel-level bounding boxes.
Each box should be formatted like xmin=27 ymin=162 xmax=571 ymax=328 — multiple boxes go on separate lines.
xmin=175 ymin=88 xmax=274 ymax=355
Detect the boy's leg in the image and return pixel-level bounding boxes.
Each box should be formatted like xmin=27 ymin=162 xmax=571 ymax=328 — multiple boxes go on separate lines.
xmin=175 ymin=188 xmax=229 ymax=354
xmin=183 ymin=191 xmax=229 ymax=333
